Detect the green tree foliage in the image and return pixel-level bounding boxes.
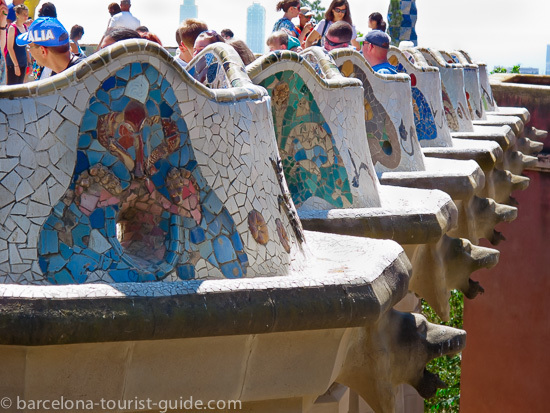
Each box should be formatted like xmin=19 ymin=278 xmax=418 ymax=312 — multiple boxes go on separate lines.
xmin=422 ymin=290 xmax=464 ymax=412
xmin=491 ymin=66 xmax=507 ymax=74
xmin=388 ymin=0 xmax=403 ymax=46
xmin=300 ymin=0 xmax=325 ymax=23
xmin=490 ymin=64 xmax=521 ymax=74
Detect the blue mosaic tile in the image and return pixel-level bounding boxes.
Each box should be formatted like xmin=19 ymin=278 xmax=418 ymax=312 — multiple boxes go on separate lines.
xmin=102 ymin=76 xmax=116 ymax=91
xmin=51 ymin=269 xmax=73 ymax=284
xmin=117 ymin=65 xmax=131 ymax=80
xmin=213 ymin=235 xmax=237 ymax=264
xmin=190 ymin=227 xmax=206 ymax=244
xmin=221 ymin=261 xmax=243 ymax=279
xmin=177 ymin=264 xmax=195 ymax=280
xmin=38 ymin=61 xmax=248 ymax=284
xmin=78 ymin=134 xmax=92 ymax=149
xmin=47 ymin=255 xmax=68 ymax=273
xmin=59 ymin=243 xmax=73 ymax=260
xmin=80 ymin=112 xmax=98 ymax=132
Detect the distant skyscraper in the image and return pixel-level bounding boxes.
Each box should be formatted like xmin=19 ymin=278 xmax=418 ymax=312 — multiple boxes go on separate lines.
xmin=546 ymin=45 xmax=550 ymax=75
xmin=180 ymin=0 xmax=198 ymax=23
xmin=247 ymin=2 xmax=266 ymax=54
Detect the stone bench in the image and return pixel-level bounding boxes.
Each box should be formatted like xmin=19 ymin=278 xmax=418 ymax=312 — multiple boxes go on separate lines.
xmin=0 ymin=39 xmax=467 ymax=412
xmin=387 ymin=46 xmax=529 ymax=205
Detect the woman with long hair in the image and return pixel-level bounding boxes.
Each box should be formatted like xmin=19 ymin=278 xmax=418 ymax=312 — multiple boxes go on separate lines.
xmin=273 ymin=0 xmax=308 ymax=43
xmin=305 ymin=0 xmax=359 ymax=50
xmin=5 ymin=4 xmax=28 ymax=85
xmin=368 ymin=12 xmax=386 ymax=32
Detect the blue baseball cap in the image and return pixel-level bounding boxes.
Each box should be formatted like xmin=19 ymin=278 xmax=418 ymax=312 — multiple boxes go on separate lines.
xmin=358 ymin=30 xmax=391 ymax=49
xmin=16 ymin=17 xmax=69 ymax=47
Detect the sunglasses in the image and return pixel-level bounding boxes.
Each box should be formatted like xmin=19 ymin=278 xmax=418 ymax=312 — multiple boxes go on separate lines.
xmin=325 ymin=38 xmax=349 ymax=47
xmin=334 ymin=7 xmax=346 ymax=14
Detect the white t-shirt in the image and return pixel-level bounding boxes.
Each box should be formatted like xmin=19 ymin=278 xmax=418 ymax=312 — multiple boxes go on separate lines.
xmin=107 ymin=11 xmax=141 ymax=31
xmin=314 ymin=19 xmax=357 ymax=46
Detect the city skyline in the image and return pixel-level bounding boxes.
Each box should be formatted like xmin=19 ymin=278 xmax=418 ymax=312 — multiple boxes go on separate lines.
xmin=546 ymin=45 xmax=550 ymax=76
xmin=40 ymin=0 xmax=548 ymax=75
xmin=180 ymin=0 xmax=198 ymax=23
xmin=246 ymin=2 xmax=266 ymax=54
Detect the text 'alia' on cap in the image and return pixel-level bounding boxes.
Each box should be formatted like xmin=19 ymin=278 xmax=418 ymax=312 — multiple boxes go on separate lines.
xmin=16 ymin=17 xmax=69 ymax=47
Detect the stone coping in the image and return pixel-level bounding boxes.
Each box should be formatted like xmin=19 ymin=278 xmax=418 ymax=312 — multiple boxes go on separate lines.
xmin=299 ymin=185 xmax=457 ymax=244
xmin=380 ymin=157 xmax=484 ymax=200
xmin=388 ymin=46 xmax=439 ymax=73
xmin=422 ymin=138 xmax=503 ymax=170
xmin=441 ymin=50 xmax=477 ymax=70
xmin=0 ymin=233 xmax=411 ymax=346
xmin=452 ymin=125 xmax=515 ymax=150
xmin=329 ymin=48 xmax=411 ymax=83
xmin=0 ymin=39 xmax=267 ymax=103
xmin=414 ymin=47 xmax=461 ymax=69
xmin=246 ymin=48 xmax=363 ymax=90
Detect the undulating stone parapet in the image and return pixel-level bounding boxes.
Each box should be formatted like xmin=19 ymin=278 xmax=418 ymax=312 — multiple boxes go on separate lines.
xmin=331 ymin=49 xmax=515 ymax=247
xmin=0 ymin=39 xmax=470 ymax=411
xmin=387 ymin=46 xmax=531 ymax=206
xmin=245 ymin=48 xmax=500 ymax=321
xmin=415 ymin=47 xmax=539 ymax=176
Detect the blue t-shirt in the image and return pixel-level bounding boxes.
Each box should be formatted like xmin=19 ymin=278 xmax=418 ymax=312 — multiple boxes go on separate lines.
xmin=6 ymin=4 xmax=15 ymax=22
xmin=273 ymin=17 xmax=299 ymax=38
xmin=372 ymin=62 xmax=397 ymax=75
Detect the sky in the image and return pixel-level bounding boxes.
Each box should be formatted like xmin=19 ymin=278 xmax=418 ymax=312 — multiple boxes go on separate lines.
xmin=37 ymin=0 xmax=550 ymax=74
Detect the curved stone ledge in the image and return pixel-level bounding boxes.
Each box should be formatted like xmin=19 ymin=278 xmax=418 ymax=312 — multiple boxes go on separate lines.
xmin=300 ymin=186 xmax=457 ymax=245
xmin=0 ymin=231 xmax=410 ymax=346
xmin=0 ymin=40 xmax=267 ymax=103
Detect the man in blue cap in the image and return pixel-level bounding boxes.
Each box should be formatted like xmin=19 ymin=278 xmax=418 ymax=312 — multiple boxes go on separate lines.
xmin=16 ymin=16 xmax=82 ymax=78
xmin=360 ymin=30 xmax=397 ymax=74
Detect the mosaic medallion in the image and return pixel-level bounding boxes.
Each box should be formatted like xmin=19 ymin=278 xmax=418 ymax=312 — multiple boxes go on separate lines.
xmin=248 ymin=210 xmax=269 ymax=245
xmin=260 ymin=70 xmax=353 ymax=209
xmin=339 ymin=61 xmax=401 ymax=169
xmin=38 ymin=62 xmax=248 ymax=284
xmin=275 ymin=218 xmax=291 ymax=253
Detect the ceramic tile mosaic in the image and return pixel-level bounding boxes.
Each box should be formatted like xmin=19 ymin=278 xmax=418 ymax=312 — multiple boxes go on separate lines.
xmin=388 ymin=0 xmax=418 ymax=46
xmin=331 ymin=50 xmax=425 ymax=176
xmin=260 ymin=70 xmax=353 ymax=209
xmin=248 ymin=50 xmax=382 ymax=211
xmin=387 ymin=47 xmax=454 ymax=148
xmin=186 ymin=44 xmax=251 ymax=90
xmin=416 ymin=48 xmax=474 ymax=133
xmin=444 ymin=50 xmax=485 ymax=121
xmin=0 ymin=53 xmax=5 ymax=86
xmin=477 ymin=62 xmax=496 ymax=112
xmin=0 ymin=40 xmax=306 ymax=284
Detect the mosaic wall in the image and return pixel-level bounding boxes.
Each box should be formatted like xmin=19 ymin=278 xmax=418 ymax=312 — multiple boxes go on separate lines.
xmin=417 ymin=48 xmax=474 ymax=133
xmin=448 ymin=50 xmax=486 ymax=120
xmin=332 ymin=51 xmax=425 ymax=175
xmin=187 ymin=52 xmax=230 ymax=89
xmin=0 ymin=41 xmax=304 ymax=284
xmin=38 ymin=63 xmax=250 ymax=284
xmin=260 ymin=70 xmax=353 ymax=209
xmin=388 ymin=0 xmax=418 ymax=46
xmin=387 ymin=48 xmax=454 ymax=148
xmin=248 ymin=51 xmax=382 ymax=211
xmin=476 ymin=62 xmax=497 ymax=112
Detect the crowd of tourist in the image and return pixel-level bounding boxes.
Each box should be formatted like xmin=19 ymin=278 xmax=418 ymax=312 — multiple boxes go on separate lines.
xmin=0 ymin=0 xmax=396 ymax=86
